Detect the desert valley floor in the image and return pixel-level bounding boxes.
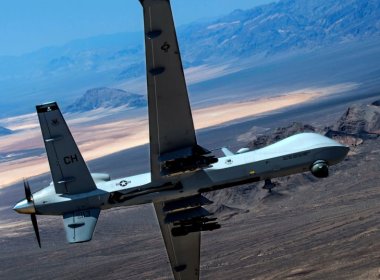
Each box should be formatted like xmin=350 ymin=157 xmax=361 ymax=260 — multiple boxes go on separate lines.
xmin=1 ymin=92 xmax=380 ymax=279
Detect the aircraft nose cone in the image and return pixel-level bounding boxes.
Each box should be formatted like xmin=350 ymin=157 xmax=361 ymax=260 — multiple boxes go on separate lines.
xmin=13 ymin=199 xmax=35 ymax=214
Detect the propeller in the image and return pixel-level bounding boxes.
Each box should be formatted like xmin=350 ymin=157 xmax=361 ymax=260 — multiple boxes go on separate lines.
xmin=23 ymin=179 xmax=41 ymax=248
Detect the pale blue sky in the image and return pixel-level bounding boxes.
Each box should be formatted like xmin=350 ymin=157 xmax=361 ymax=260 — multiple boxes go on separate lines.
xmin=0 ymin=0 xmax=276 ymax=56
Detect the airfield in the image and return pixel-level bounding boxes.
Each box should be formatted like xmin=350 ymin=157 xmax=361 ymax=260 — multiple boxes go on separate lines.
xmin=0 ymin=88 xmax=379 ymax=279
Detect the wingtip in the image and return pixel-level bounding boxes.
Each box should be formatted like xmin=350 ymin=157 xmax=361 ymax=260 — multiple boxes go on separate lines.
xmin=36 ymin=102 xmax=59 ymax=113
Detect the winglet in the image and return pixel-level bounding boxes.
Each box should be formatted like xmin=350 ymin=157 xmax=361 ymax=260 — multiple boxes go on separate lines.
xmin=36 ymin=102 xmax=59 ymax=113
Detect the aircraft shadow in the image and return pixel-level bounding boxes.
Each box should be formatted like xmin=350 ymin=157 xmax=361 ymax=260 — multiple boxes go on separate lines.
xmin=261 ymin=190 xmax=287 ymax=202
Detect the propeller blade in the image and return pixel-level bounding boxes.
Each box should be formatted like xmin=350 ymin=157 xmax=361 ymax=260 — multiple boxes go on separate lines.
xmin=23 ymin=179 xmax=32 ymax=202
xmin=23 ymin=179 xmax=41 ymax=247
xmin=30 ymin=214 xmax=41 ymax=248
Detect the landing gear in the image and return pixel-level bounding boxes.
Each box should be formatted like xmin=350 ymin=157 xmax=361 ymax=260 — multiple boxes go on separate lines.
xmin=262 ymin=179 xmax=276 ymax=193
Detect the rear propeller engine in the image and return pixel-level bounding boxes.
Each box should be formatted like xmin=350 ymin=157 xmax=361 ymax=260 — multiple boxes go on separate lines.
xmin=13 ymin=180 xmax=41 ymax=247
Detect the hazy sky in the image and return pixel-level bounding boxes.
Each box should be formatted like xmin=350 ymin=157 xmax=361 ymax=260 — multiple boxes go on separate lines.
xmin=0 ymin=0 xmax=276 ymax=56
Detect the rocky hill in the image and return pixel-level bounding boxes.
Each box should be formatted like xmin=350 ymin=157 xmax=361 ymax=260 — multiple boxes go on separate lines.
xmin=66 ymin=87 xmax=147 ymax=112
xmin=248 ymin=122 xmax=316 ymax=149
xmin=208 ymin=100 xmax=380 ymax=225
xmin=247 ymin=100 xmax=380 ymax=150
xmin=332 ymin=100 xmax=380 ymax=135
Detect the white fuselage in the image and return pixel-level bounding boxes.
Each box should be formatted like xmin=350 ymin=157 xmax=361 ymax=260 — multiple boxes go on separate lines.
xmin=31 ymin=133 xmax=349 ymax=216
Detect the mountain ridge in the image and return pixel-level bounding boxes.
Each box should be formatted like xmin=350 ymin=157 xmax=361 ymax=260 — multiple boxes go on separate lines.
xmin=0 ymin=0 xmax=379 ymax=117
xmin=2 ymin=0 xmax=378 ymax=74
xmin=179 ymin=0 xmax=380 ymax=62
xmin=66 ymin=87 xmax=147 ymax=113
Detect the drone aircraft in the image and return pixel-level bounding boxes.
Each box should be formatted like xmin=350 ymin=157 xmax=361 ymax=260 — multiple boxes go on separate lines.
xmin=13 ymin=0 xmax=349 ymax=279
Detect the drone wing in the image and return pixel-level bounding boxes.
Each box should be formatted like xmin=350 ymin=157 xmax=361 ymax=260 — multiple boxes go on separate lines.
xmin=153 ymin=200 xmax=201 ymax=280
xmin=153 ymin=194 xmax=220 ymax=280
xmin=140 ymin=0 xmax=217 ymax=181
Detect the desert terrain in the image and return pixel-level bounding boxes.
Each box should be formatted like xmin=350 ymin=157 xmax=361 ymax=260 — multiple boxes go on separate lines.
xmin=0 ymin=93 xmax=379 ymax=280
xmin=1 ymin=0 xmax=380 ymax=278
xmin=0 ymin=84 xmax=354 ymax=188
